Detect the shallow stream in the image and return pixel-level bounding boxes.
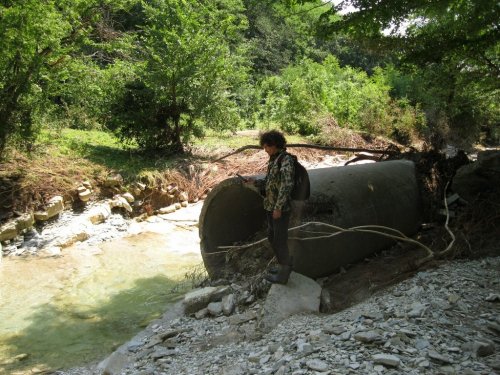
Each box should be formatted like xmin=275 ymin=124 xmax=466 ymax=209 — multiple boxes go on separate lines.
xmin=0 ymin=212 xmax=203 ymax=374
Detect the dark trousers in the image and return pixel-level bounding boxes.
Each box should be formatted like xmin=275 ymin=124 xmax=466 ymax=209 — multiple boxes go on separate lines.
xmin=266 ymin=210 xmax=291 ymax=266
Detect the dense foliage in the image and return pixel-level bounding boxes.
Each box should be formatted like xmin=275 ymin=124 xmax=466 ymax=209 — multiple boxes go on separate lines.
xmin=0 ymin=0 xmax=497 ymax=157
xmin=292 ymin=0 xmax=499 ymax=145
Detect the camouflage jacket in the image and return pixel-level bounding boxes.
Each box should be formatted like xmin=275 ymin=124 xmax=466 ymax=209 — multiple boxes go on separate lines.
xmin=256 ymin=150 xmax=295 ymax=212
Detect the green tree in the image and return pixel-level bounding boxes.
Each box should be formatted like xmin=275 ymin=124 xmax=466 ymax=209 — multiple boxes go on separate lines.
xmin=258 ymin=55 xmax=425 ymax=141
xmin=110 ymin=0 xmax=248 ymax=154
xmin=0 ymin=0 xmax=137 ymax=156
xmin=0 ymin=0 xmax=75 ymax=155
xmin=290 ymin=0 xmax=499 ymax=144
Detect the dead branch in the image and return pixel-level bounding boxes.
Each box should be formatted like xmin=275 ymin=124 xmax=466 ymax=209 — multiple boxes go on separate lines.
xmin=213 ymin=143 xmax=400 ymax=162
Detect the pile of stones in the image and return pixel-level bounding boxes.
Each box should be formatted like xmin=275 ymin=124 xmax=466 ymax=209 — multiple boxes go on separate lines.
xmin=84 ymin=256 xmax=499 ymax=375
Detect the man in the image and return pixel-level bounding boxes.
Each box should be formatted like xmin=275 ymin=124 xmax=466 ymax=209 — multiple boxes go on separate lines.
xmin=248 ymin=130 xmax=294 ymax=284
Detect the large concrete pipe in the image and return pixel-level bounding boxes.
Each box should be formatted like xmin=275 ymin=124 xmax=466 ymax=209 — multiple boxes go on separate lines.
xmin=199 ymin=160 xmax=422 ymax=279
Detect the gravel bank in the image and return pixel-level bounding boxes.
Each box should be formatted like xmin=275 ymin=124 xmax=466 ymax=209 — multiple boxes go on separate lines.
xmin=62 ymin=256 xmax=500 ymax=375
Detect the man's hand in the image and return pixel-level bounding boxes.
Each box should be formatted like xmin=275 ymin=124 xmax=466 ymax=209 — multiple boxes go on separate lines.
xmin=272 ymin=209 xmax=282 ymax=219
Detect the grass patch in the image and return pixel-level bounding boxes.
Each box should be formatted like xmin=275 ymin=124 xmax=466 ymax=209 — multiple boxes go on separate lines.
xmin=36 ymin=128 xmax=182 ymax=178
xmin=0 ymin=127 xmax=311 ymax=214
xmin=192 ymin=129 xmax=308 ymax=152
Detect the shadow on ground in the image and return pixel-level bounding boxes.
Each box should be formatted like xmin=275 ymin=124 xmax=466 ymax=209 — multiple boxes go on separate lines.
xmin=81 ymin=144 xmax=211 ymax=177
xmin=0 ymin=275 xmax=183 ymax=374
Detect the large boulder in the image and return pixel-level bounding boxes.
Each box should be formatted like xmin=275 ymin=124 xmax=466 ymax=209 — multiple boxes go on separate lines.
xmin=452 ymin=151 xmax=500 ymax=201
xmin=258 ymin=272 xmax=322 ymax=332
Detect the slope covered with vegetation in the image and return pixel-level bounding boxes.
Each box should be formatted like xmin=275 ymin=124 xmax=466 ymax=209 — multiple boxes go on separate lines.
xmin=0 ymin=0 xmax=498 ymax=214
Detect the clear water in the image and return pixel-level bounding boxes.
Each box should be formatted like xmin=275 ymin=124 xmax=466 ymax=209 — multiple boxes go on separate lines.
xmin=0 ymin=228 xmax=202 ymax=374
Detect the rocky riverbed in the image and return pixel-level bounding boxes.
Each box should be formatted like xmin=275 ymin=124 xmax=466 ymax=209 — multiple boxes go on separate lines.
xmin=57 ymin=256 xmax=500 ymax=375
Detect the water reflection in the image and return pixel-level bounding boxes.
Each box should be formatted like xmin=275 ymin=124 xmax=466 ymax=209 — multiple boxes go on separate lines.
xmin=0 ymin=229 xmax=202 ymax=374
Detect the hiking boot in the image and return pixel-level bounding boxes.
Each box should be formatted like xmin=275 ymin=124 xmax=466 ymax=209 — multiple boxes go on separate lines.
xmin=268 ymin=257 xmax=293 ymax=274
xmin=264 ymin=264 xmax=292 ymax=284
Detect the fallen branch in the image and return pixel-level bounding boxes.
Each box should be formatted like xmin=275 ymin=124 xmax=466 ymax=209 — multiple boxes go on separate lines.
xmin=212 ymin=143 xmax=400 ymax=162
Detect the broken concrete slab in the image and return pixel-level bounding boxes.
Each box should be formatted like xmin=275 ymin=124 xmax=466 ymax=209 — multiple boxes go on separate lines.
xmin=257 ymin=272 xmax=321 ymax=332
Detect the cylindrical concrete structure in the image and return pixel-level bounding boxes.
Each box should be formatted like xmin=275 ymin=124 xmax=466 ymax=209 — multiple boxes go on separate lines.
xmin=199 ymin=160 xmax=421 ymax=279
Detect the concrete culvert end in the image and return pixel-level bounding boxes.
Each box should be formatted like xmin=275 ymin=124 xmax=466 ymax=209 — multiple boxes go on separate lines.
xmin=199 ymin=160 xmax=422 ymax=279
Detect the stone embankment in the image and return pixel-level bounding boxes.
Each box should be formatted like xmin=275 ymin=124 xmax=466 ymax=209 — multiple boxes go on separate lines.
xmin=0 ymin=174 xmax=195 ymax=259
xmin=66 ymin=257 xmax=500 ymax=375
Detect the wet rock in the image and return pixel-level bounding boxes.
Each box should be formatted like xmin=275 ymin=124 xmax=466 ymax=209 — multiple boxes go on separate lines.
xmin=52 ymin=220 xmax=93 ymax=248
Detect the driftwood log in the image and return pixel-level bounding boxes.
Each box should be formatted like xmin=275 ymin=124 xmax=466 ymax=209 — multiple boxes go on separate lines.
xmin=213 ymin=143 xmax=400 ymax=162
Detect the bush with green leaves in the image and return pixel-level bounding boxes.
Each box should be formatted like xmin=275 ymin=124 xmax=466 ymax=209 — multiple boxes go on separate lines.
xmin=256 ymin=55 xmax=426 ymax=143
xmin=109 ymin=0 xmax=248 ymax=154
xmin=0 ymin=0 xmax=76 ymax=156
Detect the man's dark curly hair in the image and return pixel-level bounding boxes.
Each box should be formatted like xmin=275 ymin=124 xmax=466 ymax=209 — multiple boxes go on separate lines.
xmin=259 ymin=130 xmax=287 ymax=149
